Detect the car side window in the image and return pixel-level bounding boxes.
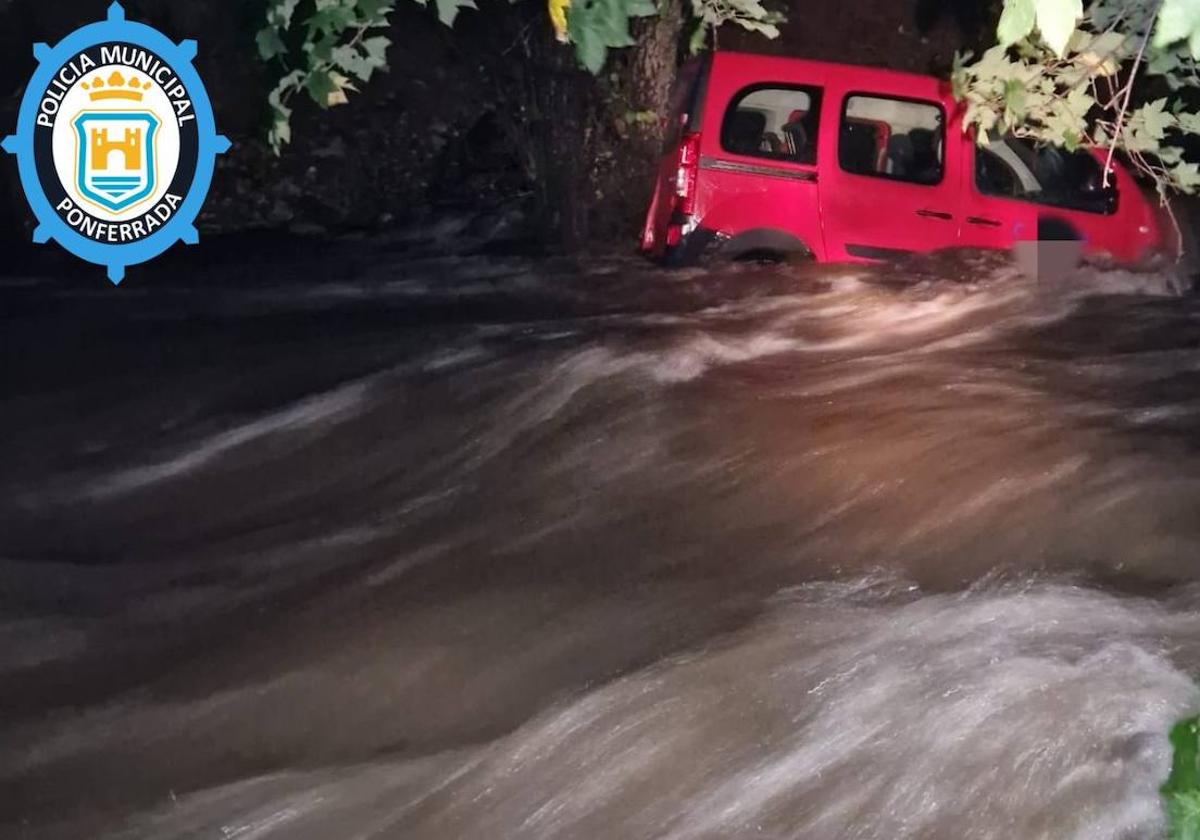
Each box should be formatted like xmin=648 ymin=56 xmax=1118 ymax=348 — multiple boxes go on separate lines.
xmin=720 ymin=85 xmax=823 ymax=165
xmin=975 ymin=135 xmax=1117 ymax=215
xmin=838 ymin=94 xmax=945 ymax=186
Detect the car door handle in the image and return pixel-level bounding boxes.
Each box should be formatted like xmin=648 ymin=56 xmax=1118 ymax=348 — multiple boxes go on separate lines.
xmin=966 ymin=216 xmax=1002 ymax=227
xmin=916 ymin=209 xmax=954 ymax=220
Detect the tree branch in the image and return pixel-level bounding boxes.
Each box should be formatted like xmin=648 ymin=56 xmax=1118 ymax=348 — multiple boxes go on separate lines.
xmin=1103 ymin=0 xmax=1163 ymax=187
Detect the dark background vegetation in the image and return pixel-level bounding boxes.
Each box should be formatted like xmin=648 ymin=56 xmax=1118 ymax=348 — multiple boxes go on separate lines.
xmin=0 ymin=0 xmax=998 ymax=251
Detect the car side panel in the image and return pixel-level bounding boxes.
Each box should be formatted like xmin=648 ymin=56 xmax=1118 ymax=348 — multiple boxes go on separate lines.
xmin=690 ymin=54 xmax=829 ymax=260
xmin=1060 ymin=158 xmax=1160 ymax=263
xmin=649 ymin=52 xmax=1169 ymax=267
xmin=959 ymin=140 xmax=1165 ymax=263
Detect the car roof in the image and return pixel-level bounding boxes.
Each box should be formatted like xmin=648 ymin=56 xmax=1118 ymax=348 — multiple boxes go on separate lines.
xmin=708 ymin=51 xmax=947 ymax=93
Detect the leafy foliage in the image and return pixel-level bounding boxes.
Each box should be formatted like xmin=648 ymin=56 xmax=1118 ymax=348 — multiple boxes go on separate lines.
xmin=566 ymin=0 xmax=657 ymax=74
xmin=560 ymin=0 xmax=781 ymax=72
xmin=258 ymin=0 xmax=781 ymax=152
xmin=685 ymin=0 xmax=783 ymax=54
xmin=1165 ymin=716 xmax=1200 ymax=840
xmin=259 ymin=0 xmax=400 ymax=153
xmin=956 ymin=0 xmax=1200 ymax=199
xmin=1155 ymin=0 xmax=1200 ymax=57
xmin=413 ymin=0 xmax=478 ymax=26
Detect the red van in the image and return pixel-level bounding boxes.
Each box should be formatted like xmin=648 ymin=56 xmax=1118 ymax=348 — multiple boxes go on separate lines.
xmin=641 ymin=52 xmax=1173 ymax=266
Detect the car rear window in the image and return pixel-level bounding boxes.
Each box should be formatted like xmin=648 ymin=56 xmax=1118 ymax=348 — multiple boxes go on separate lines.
xmin=720 ymin=85 xmax=823 ymax=165
xmin=838 ymin=94 xmax=945 ymax=185
xmin=975 ymin=135 xmax=1118 ymax=215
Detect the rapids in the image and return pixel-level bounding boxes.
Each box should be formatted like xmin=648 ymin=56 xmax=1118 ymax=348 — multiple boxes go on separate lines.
xmin=3 ymin=241 xmax=1200 ymax=839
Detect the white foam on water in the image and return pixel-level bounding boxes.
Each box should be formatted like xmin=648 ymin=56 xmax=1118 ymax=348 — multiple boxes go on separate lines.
xmin=83 ymin=581 xmax=1200 ymax=840
xmin=410 ymin=582 xmax=1200 ymax=840
xmin=8 ymin=250 xmax=1200 ymax=840
xmin=76 ymin=378 xmax=375 ymax=500
xmin=648 ymin=333 xmax=802 ymax=383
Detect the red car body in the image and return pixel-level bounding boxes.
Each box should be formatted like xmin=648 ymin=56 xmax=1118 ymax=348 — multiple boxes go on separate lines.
xmin=641 ymin=52 xmax=1172 ymax=266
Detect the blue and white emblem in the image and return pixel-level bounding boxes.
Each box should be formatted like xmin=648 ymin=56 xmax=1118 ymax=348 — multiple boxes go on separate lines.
xmin=74 ymin=111 xmax=160 ymax=212
xmin=2 ymin=2 xmax=230 ymax=284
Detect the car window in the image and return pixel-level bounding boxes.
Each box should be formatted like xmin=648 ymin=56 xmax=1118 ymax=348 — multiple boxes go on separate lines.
xmin=838 ymin=94 xmax=944 ymax=185
xmin=720 ymin=85 xmax=822 ymax=165
xmin=975 ymin=135 xmax=1117 ymax=215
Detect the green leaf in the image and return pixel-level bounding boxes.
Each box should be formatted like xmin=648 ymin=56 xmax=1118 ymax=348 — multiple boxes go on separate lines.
xmin=332 ymin=44 xmax=376 ymax=81
xmin=973 ymin=45 xmax=1032 ymax=84
xmin=434 ymin=0 xmax=476 ymax=27
xmin=1178 ymin=112 xmax=1200 ymax=135
xmin=1083 ymin=30 xmax=1130 ymax=62
xmin=1134 ymin=98 xmax=1177 ymax=141
xmin=735 ymin=19 xmax=780 ymax=37
xmin=307 ymin=5 xmax=358 ymax=37
xmin=950 ymin=50 xmax=971 ymax=100
xmin=269 ymin=118 xmax=291 ymax=153
xmin=1034 ymin=0 xmax=1081 ymax=56
xmin=574 ymin=28 xmax=608 ymax=74
xmin=688 ymin=20 xmax=708 ymax=54
xmin=1147 ymin=47 xmax=1184 ymax=77
xmin=997 ymin=0 xmax=1035 ymax=47
xmin=1003 ymin=78 xmax=1026 ymax=116
xmin=266 ymin=0 xmax=302 ymax=28
xmin=1064 ymin=85 xmax=1093 ymax=120
xmin=305 ymin=70 xmax=338 ymax=108
xmin=362 ymin=35 xmax=391 ymax=64
xmin=272 ymin=69 xmax=306 ymax=101
xmin=1159 ymin=146 xmax=1186 ymax=165
xmin=355 ymin=0 xmax=394 ymax=20
xmin=306 ymin=32 xmax=336 ymax=64
xmin=565 ymin=0 xmax=652 ymax=73
xmin=256 ymin=27 xmax=287 ymax=61
xmin=1156 ymin=0 xmax=1200 ymax=59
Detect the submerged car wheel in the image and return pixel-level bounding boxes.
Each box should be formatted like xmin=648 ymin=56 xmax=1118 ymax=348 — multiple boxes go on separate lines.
xmin=663 ymin=227 xmax=813 ymax=268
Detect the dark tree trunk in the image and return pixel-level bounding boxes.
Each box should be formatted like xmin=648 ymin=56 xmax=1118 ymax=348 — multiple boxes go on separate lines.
xmin=527 ymin=47 xmax=594 ymax=249
xmin=607 ymin=0 xmax=685 ymax=241
xmin=485 ymin=0 xmax=686 ymax=248
xmin=466 ymin=0 xmax=599 ymax=248
xmin=630 ymin=0 xmax=685 ymax=139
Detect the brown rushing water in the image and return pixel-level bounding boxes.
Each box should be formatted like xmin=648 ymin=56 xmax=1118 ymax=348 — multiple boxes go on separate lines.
xmin=3 ymin=243 xmax=1200 ymax=839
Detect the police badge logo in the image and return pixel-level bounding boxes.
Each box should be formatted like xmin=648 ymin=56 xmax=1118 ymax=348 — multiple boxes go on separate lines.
xmin=2 ymin=2 xmax=230 ymax=284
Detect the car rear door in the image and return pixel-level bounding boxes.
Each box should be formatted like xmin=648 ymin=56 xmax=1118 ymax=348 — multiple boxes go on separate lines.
xmin=687 ymin=55 xmax=828 ymax=260
xmin=641 ymin=58 xmax=709 ymax=256
xmin=819 ymin=75 xmax=963 ymax=261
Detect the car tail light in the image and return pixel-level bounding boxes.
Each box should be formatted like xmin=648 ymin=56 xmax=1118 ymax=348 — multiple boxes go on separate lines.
xmin=675 ymin=132 xmax=701 ymax=216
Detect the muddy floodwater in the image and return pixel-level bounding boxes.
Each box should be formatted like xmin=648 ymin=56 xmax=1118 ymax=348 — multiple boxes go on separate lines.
xmin=4 ymin=238 xmax=1200 ymax=839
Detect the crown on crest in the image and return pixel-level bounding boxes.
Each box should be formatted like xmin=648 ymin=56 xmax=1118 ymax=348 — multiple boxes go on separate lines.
xmin=82 ymin=71 xmax=153 ymax=102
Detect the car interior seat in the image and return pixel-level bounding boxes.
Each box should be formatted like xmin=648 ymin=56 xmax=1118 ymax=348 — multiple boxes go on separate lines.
xmin=725 ymin=110 xmax=767 ymax=156
xmin=840 ymin=122 xmax=878 ymax=174
xmin=886 ymin=134 xmax=915 ymax=178
xmin=908 ymin=129 xmax=940 ymax=182
xmin=782 ymin=109 xmax=810 ymax=162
